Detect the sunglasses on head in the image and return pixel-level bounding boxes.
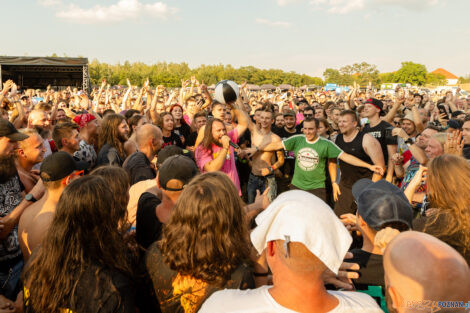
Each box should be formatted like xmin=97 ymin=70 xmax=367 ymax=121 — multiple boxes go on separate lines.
xmin=62 ymin=170 xmax=85 ymax=184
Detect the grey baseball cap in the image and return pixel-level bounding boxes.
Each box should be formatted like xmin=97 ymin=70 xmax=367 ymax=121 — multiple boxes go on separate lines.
xmin=352 ymin=179 xmax=413 ymax=231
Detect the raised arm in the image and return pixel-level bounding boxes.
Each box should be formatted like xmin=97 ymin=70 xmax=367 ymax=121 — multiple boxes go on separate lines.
xmin=383 ymin=94 xmax=404 ymax=124
xmin=200 ymin=81 xmax=212 ymax=110
xmin=362 ymin=133 xmax=385 ymax=181
xmin=232 ymin=97 xmax=251 ymax=137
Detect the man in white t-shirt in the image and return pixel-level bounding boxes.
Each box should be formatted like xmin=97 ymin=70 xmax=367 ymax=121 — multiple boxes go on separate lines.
xmin=199 ymin=190 xmax=383 ymax=313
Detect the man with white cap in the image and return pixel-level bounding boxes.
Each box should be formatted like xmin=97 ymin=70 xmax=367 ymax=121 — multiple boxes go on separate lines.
xmin=199 ymin=190 xmax=383 ymax=313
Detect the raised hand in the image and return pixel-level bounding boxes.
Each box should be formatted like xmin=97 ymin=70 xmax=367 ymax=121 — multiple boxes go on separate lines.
xmin=143 ymin=78 xmax=150 ymax=91
xmin=1 ymin=80 xmax=14 ymax=94
xmin=444 ymin=130 xmax=464 ymax=156
xmin=200 ymin=80 xmax=207 ymax=92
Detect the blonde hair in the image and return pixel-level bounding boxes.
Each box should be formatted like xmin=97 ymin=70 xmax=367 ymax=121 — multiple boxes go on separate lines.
xmin=425 ymin=155 xmax=470 ymax=257
xmin=431 ymin=133 xmax=447 ymax=148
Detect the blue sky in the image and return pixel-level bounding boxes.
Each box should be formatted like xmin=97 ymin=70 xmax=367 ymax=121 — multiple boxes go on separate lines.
xmin=3 ymin=0 xmax=470 ymax=78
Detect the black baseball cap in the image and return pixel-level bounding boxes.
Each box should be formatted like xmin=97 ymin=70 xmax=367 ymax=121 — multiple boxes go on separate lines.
xmin=283 ymin=109 xmax=296 ymax=118
xmin=40 ymin=151 xmax=88 ymax=182
xmin=365 ymin=98 xmax=385 ymax=116
xmin=352 ymin=178 xmax=413 ymax=231
xmin=451 ymin=110 xmax=464 ymax=118
xmin=156 ymin=145 xmax=194 ymax=167
xmin=0 ymin=119 xmax=29 ymax=141
xmin=158 ymin=155 xmax=198 ymax=191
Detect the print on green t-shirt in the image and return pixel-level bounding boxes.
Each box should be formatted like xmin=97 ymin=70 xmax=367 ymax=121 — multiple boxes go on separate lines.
xmin=282 ymin=135 xmax=343 ymax=190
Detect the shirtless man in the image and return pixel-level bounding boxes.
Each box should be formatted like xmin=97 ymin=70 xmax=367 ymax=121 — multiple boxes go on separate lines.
xmin=246 ymin=109 xmax=284 ymax=203
xmin=18 ymin=152 xmax=85 ymax=261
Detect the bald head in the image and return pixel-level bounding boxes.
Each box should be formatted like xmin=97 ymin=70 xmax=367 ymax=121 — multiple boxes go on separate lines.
xmin=384 ymin=231 xmax=470 ymax=312
xmin=136 ymin=124 xmax=162 ymax=148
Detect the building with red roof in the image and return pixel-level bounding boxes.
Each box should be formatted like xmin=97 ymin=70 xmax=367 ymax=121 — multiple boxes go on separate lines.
xmin=431 ymin=68 xmax=459 ymax=85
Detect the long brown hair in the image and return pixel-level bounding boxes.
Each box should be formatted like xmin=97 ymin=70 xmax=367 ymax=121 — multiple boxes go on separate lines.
xmin=160 ymin=172 xmax=250 ymax=286
xmin=98 ymin=113 xmax=126 ymax=158
xmin=23 ymin=175 xmax=134 ymax=312
xmin=90 ymin=166 xmax=131 ymax=232
xmin=425 ymin=155 xmax=470 ymax=256
xmin=201 ymin=118 xmax=224 ymax=151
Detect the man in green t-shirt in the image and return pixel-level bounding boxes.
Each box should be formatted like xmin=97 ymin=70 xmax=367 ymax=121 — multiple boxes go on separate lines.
xmin=253 ymin=118 xmax=383 ymax=201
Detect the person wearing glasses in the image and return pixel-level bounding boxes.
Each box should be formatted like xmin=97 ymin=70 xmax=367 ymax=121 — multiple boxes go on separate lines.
xmin=295 ymin=106 xmax=315 ymax=133
xmin=18 ymin=151 xmax=87 ymax=262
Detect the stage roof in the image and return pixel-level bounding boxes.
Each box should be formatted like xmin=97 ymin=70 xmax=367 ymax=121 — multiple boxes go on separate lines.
xmin=0 ymin=56 xmax=88 ymax=66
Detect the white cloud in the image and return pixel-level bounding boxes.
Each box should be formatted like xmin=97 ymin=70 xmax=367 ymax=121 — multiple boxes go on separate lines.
xmin=255 ymin=18 xmax=291 ymax=28
xmin=306 ymin=0 xmax=441 ymax=14
xmin=56 ymin=0 xmax=178 ymax=24
xmin=277 ymin=0 xmax=303 ymax=6
xmin=38 ymin=0 xmax=62 ymax=7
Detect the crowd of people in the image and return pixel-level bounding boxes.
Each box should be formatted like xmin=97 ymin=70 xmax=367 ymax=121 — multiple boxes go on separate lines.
xmin=0 ymin=75 xmax=469 ymax=313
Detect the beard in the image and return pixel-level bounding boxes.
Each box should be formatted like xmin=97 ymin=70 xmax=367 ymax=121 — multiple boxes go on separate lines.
xmin=0 ymin=155 xmax=18 ymax=184
xmin=117 ymin=132 xmax=128 ymax=143
xmin=33 ymin=126 xmax=50 ymax=139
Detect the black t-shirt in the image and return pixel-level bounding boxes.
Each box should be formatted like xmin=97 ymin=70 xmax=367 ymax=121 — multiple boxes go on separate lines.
xmin=363 ymin=120 xmax=397 ymax=164
xmin=349 ymin=248 xmax=384 ymax=289
xmin=185 ymin=131 xmax=198 ymax=148
xmin=174 ymin=123 xmax=191 ymax=144
xmin=123 ymin=152 xmax=156 ymax=185
xmin=145 ymin=243 xmax=255 ymax=313
xmin=136 ymin=192 xmax=163 ymax=249
xmin=162 ymin=132 xmax=184 ymax=149
xmin=96 ymin=143 xmax=124 ymax=167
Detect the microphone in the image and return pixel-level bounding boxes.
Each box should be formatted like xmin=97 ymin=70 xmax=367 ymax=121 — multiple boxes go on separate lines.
xmin=229 ymin=141 xmax=240 ymax=149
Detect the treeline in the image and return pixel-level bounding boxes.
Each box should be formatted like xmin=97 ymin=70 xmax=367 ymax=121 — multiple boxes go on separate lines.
xmin=323 ymin=61 xmax=448 ymax=87
xmin=88 ymin=59 xmax=324 ymax=87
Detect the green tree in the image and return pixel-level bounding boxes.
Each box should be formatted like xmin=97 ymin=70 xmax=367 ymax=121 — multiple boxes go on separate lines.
xmin=378 ymin=72 xmax=396 ymax=84
xmin=458 ymin=75 xmax=470 ymax=84
xmin=427 ymin=73 xmax=447 ymax=86
xmin=339 ymin=62 xmax=379 ymax=86
xmin=394 ymin=62 xmax=428 ymax=86
xmin=323 ymin=68 xmax=343 ymax=84
xmin=88 ymin=60 xmax=323 ymax=87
